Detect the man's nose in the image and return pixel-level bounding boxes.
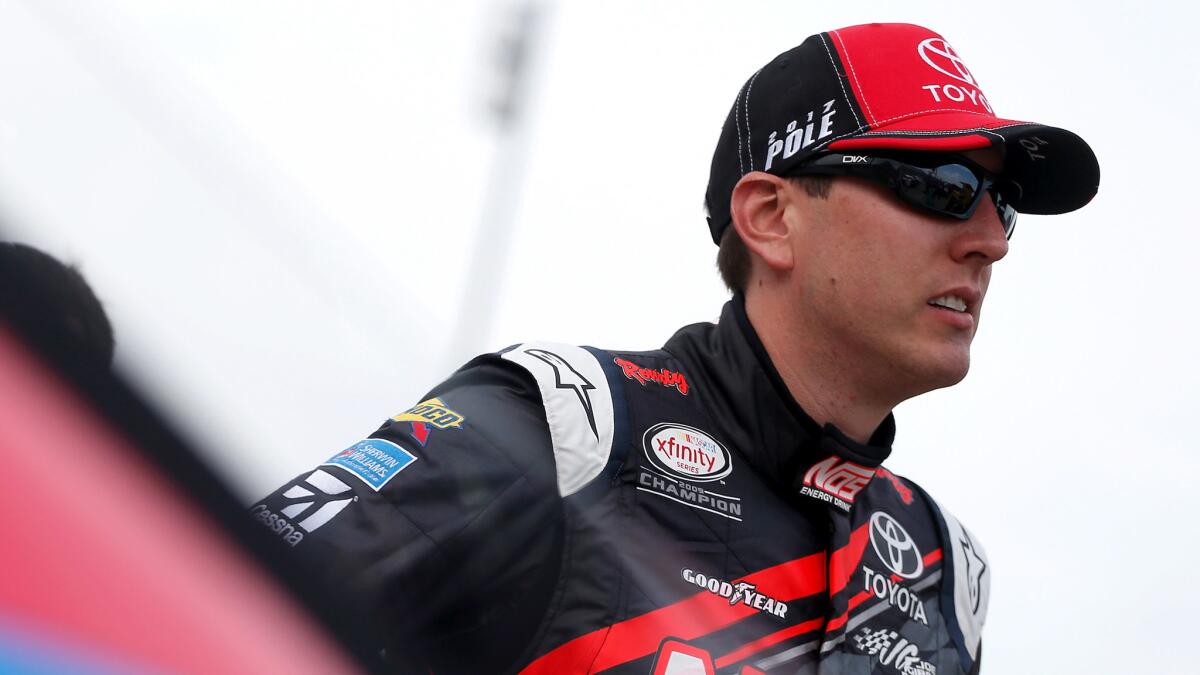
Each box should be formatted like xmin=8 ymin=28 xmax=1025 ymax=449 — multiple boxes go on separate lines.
xmin=951 ymin=195 xmax=1010 ymax=264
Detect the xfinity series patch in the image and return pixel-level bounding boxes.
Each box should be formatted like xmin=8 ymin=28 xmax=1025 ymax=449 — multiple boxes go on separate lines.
xmin=643 ymin=423 xmax=731 ymax=482
xmin=324 ymin=438 xmax=416 ymax=491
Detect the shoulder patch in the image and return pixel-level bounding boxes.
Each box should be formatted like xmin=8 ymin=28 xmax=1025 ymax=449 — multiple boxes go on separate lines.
xmin=502 ymin=342 xmax=615 ymax=497
xmin=930 ymin=497 xmax=990 ymax=665
xmin=323 ymin=438 xmax=417 ymax=491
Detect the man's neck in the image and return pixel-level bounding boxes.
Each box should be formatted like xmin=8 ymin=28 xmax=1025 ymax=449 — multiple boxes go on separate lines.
xmin=742 ymin=291 xmax=895 ymax=444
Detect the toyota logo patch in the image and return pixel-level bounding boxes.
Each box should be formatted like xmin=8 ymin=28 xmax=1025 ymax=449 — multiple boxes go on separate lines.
xmin=868 ymin=511 xmax=924 ymax=579
xmin=917 ymin=37 xmax=976 ymax=86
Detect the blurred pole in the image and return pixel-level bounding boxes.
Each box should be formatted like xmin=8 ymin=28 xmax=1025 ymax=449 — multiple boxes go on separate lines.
xmin=445 ymin=2 xmax=546 ymax=370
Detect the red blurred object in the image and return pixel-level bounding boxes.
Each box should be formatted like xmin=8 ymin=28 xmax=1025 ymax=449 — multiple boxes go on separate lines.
xmin=0 ymin=325 xmax=362 ymax=674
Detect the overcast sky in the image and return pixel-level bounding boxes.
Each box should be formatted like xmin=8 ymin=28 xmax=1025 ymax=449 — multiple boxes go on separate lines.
xmin=1 ymin=1 xmax=1196 ymax=672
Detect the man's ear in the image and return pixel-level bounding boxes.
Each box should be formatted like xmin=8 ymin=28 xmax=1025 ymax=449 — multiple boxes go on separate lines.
xmin=730 ymin=171 xmax=795 ymax=273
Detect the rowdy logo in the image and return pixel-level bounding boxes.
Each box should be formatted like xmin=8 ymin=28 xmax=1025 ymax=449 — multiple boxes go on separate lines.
xmin=614 ymin=357 xmax=689 ymax=395
xmin=392 ymin=397 xmax=465 ymax=446
xmin=875 ymin=467 xmax=914 ymax=505
xmin=800 ymin=456 xmax=874 ymax=511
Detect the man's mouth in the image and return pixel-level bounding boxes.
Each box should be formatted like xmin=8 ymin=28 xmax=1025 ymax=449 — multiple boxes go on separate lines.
xmin=928 ymin=295 xmax=968 ymax=313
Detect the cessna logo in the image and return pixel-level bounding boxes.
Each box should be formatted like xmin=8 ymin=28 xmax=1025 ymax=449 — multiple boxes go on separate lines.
xmin=250 ymin=469 xmax=355 ymax=546
xmin=799 ymin=456 xmax=874 ymax=511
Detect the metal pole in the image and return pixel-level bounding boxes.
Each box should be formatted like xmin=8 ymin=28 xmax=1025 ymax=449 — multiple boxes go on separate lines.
xmin=445 ymin=2 xmax=546 ymax=370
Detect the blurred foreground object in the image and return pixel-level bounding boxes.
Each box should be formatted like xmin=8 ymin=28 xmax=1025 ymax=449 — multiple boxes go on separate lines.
xmin=0 ymin=237 xmax=380 ymax=672
xmin=0 ymin=324 xmax=368 ymax=673
xmin=0 ymin=242 xmax=114 ymax=368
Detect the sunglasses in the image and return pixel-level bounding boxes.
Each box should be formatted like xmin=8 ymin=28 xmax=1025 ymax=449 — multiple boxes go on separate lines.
xmin=786 ymin=152 xmax=1020 ymax=239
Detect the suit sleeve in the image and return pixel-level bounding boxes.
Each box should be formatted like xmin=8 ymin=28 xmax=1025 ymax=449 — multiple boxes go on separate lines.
xmin=250 ymin=354 xmax=563 ymax=673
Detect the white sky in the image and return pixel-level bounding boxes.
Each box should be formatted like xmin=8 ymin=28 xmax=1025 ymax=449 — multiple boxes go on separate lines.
xmin=1 ymin=1 xmax=1196 ymax=672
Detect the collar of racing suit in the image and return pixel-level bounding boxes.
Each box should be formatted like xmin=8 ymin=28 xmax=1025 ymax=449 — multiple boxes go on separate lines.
xmin=661 ymin=294 xmax=895 ymax=497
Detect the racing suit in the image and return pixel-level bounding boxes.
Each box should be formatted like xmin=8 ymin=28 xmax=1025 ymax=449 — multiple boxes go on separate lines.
xmin=253 ymin=296 xmax=990 ymax=674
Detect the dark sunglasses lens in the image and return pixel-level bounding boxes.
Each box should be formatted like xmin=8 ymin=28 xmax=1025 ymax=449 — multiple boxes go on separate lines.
xmin=992 ymin=188 xmax=1018 ymax=239
xmin=893 ymin=163 xmax=981 ymax=217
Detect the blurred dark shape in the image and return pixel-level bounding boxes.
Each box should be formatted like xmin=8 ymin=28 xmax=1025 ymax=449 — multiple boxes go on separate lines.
xmin=0 ymin=242 xmax=115 ymax=368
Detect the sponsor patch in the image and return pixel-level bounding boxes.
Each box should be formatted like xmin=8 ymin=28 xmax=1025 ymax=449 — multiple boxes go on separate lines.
xmin=392 ymin=397 xmax=465 ymax=446
xmin=799 ymin=455 xmax=874 ymax=511
xmin=324 ymin=438 xmax=416 ymax=491
xmin=614 ymin=357 xmax=689 ymax=395
xmin=681 ymin=569 xmax=788 ymax=619
xmin=851 ymin=627 xmax=936 ymax=674
xmin=875 ymin=467 xmax=914 ymax=505
xmin=637 ymin=470 xmax=742 ymax=521
xmin=643 ymin=423 xmax=731 ymax=482
xmin=250 ymin=469 xmax=355 ymax=546
xmin=869 ymin=512 xmax=924 ymax=579
xmin=651 ymin=640 xmax=715 ymax=675
xmin=862 ymin=566 xmax=928 ymax=625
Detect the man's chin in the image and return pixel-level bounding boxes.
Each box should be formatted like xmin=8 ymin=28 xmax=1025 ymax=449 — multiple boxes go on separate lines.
xmin=899 ymin=349 xmax=972 ymax=396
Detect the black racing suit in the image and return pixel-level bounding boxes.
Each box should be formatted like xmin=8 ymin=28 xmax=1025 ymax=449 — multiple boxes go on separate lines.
xmin=253 ymin=296 xmax=989 ymax=674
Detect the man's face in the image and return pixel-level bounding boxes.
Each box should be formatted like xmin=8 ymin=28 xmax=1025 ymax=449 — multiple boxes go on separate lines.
xmin=782 ymin=149 xmax=1009 ymax=399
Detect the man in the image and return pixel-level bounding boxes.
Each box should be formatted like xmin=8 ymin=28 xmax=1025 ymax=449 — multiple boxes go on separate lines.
xmin=253 ymin=23 xmax=1097 ymax=674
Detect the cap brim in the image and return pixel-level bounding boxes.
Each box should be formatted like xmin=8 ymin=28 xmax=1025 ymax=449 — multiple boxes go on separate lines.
xmin=828 ymin=111 xmax=1100 ymax=215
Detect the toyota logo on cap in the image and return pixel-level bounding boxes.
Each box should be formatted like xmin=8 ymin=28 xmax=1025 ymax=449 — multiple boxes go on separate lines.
xmin=869 ymin=511 xmax=924 ymax=579
xmin=917 ymin=37 xmax=976 ymax=85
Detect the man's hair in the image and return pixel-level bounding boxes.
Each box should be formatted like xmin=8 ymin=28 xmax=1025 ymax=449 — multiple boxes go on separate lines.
xmin=716 ymin=175 xmax=833 ymax=293
xmin=0 ymin=242 xmax=115 ymax=367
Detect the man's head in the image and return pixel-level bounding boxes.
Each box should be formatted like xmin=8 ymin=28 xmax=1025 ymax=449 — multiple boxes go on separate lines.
xmin=705 ymin=23 xmax=1098 ymax=401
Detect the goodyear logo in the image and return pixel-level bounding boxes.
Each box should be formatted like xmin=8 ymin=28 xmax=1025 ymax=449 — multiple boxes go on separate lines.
xmin=392 ymin=397 xmax=465 ymax=430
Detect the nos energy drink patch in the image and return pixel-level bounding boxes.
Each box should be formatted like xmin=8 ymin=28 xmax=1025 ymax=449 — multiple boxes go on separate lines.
xmin=324 ymin=438 xmax=416 ymax=491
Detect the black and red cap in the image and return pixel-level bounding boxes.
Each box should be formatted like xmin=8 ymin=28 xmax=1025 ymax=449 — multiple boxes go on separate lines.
xmin=704 ymin=23 xmax=1100 ymax=243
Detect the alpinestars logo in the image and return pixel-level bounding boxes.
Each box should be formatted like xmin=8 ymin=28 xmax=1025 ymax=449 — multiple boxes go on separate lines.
xmin=250 ymin=469 xmax=355 ymax=547
xmin=800 ymin=456 xmax=874 ymax=511
xmin=525 ymin=348 xmax=598 ymax=440
xmin=960 ymin=529 xmax=988 ymax=614
xmin=851 ymin=627 xmax=936 ymax=674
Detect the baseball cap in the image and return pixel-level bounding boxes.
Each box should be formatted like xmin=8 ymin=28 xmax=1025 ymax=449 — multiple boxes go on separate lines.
xmin=704 ymin=23 xmax=1100 ymax=244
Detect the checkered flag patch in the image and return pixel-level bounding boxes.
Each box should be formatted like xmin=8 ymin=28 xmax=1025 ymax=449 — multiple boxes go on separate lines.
xmin=852 ymin=627 xmax=897 ymax=656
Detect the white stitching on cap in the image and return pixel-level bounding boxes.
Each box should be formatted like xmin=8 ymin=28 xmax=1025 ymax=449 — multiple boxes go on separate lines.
xmin=830 ymin=29 xmax=876 ymax=126
xmin=734 ymin=81 xmax=746 ymax=175
xmin=743 ymin=67 xmax=763 ymax=172
xmin=856 ymin=121 xmax=1034 ymax=136
xmin=869 ymin=107 xmax=989 ymax=127
xmin=808 ymin=121 xmax=1029 ymax=155
xmin=819 ymin=33 xmax=862 ymax=129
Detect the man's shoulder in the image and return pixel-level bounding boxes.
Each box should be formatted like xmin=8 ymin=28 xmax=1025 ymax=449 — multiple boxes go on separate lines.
xmin=871 ymin=468 xmax=991 ymax=668
xmin=378 ymin=340 xmax=635 ymax=498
